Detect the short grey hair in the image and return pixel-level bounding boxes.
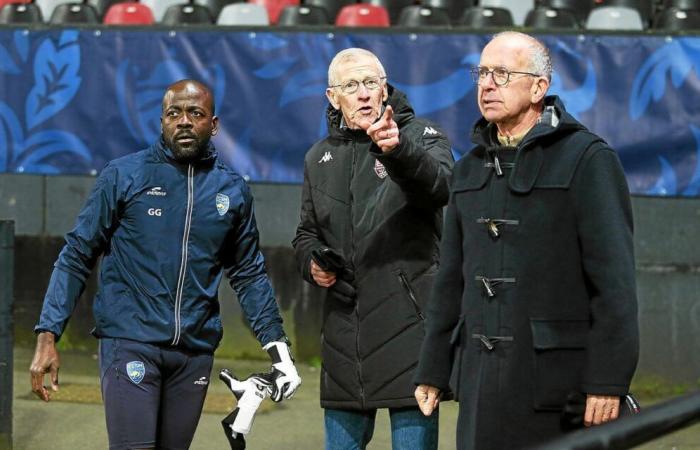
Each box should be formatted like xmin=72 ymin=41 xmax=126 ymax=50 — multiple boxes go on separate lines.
xmin=327 ymin=48 xmax=387 ymax=87
xmin=491 ymin=31 xmax=552 ymax=81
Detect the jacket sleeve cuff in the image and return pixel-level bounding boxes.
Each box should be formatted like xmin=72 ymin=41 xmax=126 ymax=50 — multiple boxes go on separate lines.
xmin=580 ymin=383 xmax=631 ymax=397
xmin=35 ymin=267 xmax=86 ymax=341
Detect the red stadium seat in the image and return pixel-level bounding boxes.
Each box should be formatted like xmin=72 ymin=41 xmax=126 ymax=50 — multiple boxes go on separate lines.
xmin=335 ymin=4 xmax=390 ymax=26
xmin=248 ymin=0 xmax=299 ymax=24
xmin=0 ymin=0 xmax=30 ymax=9
xmin=103 ymin=2 xmax=154 ymax=24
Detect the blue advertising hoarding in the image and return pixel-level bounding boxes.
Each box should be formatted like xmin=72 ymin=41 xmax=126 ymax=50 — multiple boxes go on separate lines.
xmin=1 ymin=27 xmax=699 ymax=196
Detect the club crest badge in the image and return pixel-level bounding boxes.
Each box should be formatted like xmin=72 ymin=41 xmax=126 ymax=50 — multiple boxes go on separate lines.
xmin=126 ymin=361 xmax=145 ymax=385
xmin=374 ymin=160 xmax=387 ymax=179
xmin=216 ymin=193 xmax=229 ymax=216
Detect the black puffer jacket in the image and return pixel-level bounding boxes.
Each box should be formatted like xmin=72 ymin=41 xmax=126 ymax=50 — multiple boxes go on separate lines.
xmin=293 ymin=86 xmax=454 ymax=409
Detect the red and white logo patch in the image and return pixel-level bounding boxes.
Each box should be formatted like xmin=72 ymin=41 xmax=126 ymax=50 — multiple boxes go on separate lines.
xmin=374 ymin=159 xmax=387 ymax=179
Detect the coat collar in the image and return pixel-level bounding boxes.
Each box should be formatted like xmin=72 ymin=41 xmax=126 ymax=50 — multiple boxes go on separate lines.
xmin=469 ymin=96 xmax=586 ymax=193
xmin=154 ymin=137 xmax=217 ymax=168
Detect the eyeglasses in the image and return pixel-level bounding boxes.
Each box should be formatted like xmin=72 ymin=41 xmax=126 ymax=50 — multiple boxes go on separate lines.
xmin=329 ymin=76 xmax=386 ymax=95
xmin=470 ymin=66 xmax=541 ymax=87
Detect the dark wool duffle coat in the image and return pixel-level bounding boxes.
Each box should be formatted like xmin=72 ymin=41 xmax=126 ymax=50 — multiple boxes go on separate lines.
xmin=293 ymin=86 xmax=454 ymax=410
xmin=414 ymin=96 xmax=639 ymax=449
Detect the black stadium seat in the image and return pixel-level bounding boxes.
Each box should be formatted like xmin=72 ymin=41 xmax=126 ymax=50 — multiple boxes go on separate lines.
xmin=421 ymin=0 xmax=471 ymax=20
xmin=161 ymin=3 xmax=213 ymax=25
xmin=653 ymin=6 xmax=700 ymax=29
xmin=278 ymin=4 xmax=330 ymax=24
xmin=398 ymin=5 xmax=451 ymax=26
xmin=303 ymin=0 xmax=353 ymax=22
xmin=540 ymin=0 xmax=594 ymax=24
xmin=0 ymin=2 xmax=42 ymax=23
xmin=50 ymin=2 xmax=100 ymax=23
xmin=665 ymin=0 xmax=700 ymax=11
xmin=525 ymin=6 xmax=579 ymax=29
xmin=457 ymin=6 xmax=513 ymax=28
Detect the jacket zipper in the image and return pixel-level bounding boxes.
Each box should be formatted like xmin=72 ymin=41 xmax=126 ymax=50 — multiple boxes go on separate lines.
xmin=398 ymin=271 xmax=425 ymax=320
xmin=349 ymin=140 xmax=364 ymax=407
xmin=172 ymin=164 xmax=194 ymax=346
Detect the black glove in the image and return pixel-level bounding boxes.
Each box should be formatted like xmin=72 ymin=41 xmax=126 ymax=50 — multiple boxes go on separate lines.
xmin=311 ymin=246 xmax=357 ymax=305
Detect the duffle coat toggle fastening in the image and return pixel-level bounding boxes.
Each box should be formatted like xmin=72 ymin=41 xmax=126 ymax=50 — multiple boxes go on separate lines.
xmin=472 ymin=333 xmax=514 ymax=351
xmin=476 ymin=217 xmax=520 ymax=238
xmin=485 ymin=146 xmax=516 ymax=176
xmin=474 ymin=276 xmax=516 ymax=298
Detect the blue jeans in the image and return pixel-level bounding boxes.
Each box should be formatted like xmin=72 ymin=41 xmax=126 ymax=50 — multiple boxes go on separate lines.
xmin=324 ymin=407 xmax=439 ymax=450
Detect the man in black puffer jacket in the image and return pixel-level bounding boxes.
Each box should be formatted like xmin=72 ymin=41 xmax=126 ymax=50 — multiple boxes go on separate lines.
xmin=293 ymin=48 xmax=454 ymax=449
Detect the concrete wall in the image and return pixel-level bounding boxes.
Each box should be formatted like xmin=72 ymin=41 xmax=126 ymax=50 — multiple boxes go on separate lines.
xmin=2 ymin=174 xmax=700 ymax=382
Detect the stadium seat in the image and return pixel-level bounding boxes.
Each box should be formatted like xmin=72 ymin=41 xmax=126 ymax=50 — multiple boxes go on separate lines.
xmin=36 ymin=0 xmax=69 ymax=20
xmin=161 ymin=3 xmax=213 ymax=24
xmin=364 ymin=0 xmax=415 ymax=25
xmin=0 ymin=2 xmax=42 ymax=23
xmin=140 ymin=0 xmax=182 ymax=21
xmin=304 ymin=0 xmax=353 ymax=22
xmin=479 ymin=0 xmax=534 ymax=25
xmin=277 ymin=4 xmax=330 ymax=24
xmin=524 ymin=6 xmax=579 ymax=29
xmin=586 ymin=6 xmax=645 ymax=29
xmin=103 ymin=2 xmax=154 ymax=24
xmin=457 ymin=6 xmax=513 ymax=27
xmin=540 ymin=0 xmax=594 ymax=24
xmin=397 ymin=5 xmax=451 ymax=26
xmin=598 ymin=0 xmax=654 ymax=24
xmin=248 ymin=0 xmax=298 ymax=23
xmin=217 ymin=2 xmax=269 ymax=24
xmin=335 ymin=4 xmax=390 ymax=26
xmin=653 ymin=6 xmax=700 ymax=29
xmin=421 ymin=0 xmax=472 ymax=20
xmin=665 ymin=0 xmax=700 ymax=11
xmin=0 ymin=0 xmax=30 ymax=9
xmin=87 ymin=0 xmax=123 ymax=18
xmin=49 ymin=2 xmax=100 ymax=23
xmin=194 ymin=0 xmax=242 ymax=20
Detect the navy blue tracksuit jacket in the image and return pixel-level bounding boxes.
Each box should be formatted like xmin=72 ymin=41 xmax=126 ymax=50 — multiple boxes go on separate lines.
xmin=36 ymin=140 xmax=284 ymax=352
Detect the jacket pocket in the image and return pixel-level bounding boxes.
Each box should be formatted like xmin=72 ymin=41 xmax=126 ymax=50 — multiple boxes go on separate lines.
xmin=530 ymin=319 xmax=588 ymax=411
xmin=396 ymin=270 xmax=425 ymax=321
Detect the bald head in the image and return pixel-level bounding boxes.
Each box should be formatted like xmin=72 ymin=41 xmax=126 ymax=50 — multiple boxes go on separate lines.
xmin=160 ymin=79 xmax=219 ymax=163
xmin=163 ymin=79 xmax=215 ymax=115
xmin=487 ymin=32 xmax=552 ymax=81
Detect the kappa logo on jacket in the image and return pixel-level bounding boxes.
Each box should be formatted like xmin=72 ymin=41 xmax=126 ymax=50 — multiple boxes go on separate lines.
xmin=146 ymin=186 xmax=167 ymax=196
xmin=318 ymin=152 xmax=333 ymax=164
xmin=423 ymin=127 xmax=439 ymax=136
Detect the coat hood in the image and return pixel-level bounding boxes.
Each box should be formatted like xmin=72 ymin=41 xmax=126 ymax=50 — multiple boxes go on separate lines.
xmin=470 ymin=95 xmax=587 ymax=150
xmin=325 ymin=84 xmax=416 ymax=140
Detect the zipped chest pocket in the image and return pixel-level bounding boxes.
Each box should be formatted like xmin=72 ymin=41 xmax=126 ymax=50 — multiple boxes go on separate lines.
xmin=396 ymin=270 xmax=425 ymax=321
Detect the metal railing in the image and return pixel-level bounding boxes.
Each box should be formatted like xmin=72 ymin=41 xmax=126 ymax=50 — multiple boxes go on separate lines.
xmin=537 ymin=390 xmax=700 ymax=450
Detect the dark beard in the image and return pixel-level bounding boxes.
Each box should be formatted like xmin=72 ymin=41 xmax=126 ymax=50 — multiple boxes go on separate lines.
xmin=164 ymin=134 xmax=210 ymax=163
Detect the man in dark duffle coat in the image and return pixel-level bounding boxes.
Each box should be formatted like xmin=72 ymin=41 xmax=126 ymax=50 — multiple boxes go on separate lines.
xmin=413 ymin=31 xmax=639 ymax=450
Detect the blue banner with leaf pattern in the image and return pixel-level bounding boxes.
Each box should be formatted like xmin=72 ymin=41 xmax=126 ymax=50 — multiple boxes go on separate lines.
xmin=1 ymin=28 xmax=699 ymax=196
